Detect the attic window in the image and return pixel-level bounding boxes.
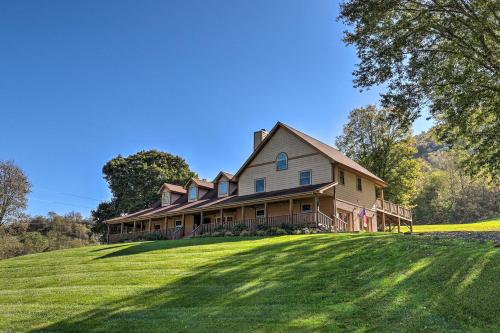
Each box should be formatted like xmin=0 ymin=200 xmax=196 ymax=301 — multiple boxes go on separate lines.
xmin=188 ymin=186 xmax=197 ymax=201
xmin=218 ymin=181 xmax=228 ymax=196
xmin=276 ymin=152 xmax=288 ymax=171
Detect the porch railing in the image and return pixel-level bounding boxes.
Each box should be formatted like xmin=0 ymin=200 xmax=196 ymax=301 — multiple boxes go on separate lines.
xmin=108 ymin=227 xmax=177 ymax=243
xmin=375 ymin=199 xmax=412 ymax=220
xmin=192 ymin=212 xmax=349 ymax=236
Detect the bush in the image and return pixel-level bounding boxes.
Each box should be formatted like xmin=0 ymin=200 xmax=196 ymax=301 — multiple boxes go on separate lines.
xmin=212 ymin=231 xmax=223 ymax=237
xmin=213 ymin=225 xmax=225 ymax=233
xmin=224 ymin=231 xmax=234 ymax=237
xmin=255 ymin=230 xmax=267 ymax=236
xmin=21 ymin=232 xmax=49 ymax=254
xmin=265 ymin=227 xmax=287 ymax=236
xmin=239 ymin=230 xmax=253 ymax=237
xmin=232 ymin=223 xmax=248 ymax=235
xmin=146 ymin=232 xmax=164 ymax=241
xmin=0 ymin=234 xmax=24 ymax=259
xmin=292 ymin=229 xmax=302 ymax=235
xmin=303 ymin=228 xmax=311 ymax=234
xmin=256 ymin=224 xmax=270 ymax=231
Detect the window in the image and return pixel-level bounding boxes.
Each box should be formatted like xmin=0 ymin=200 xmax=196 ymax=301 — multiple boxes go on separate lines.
xmin=154 ymin=224 xmax=161 ymax=230
xmin=161 ymin=191 xmax=170 ymax=206
xmin=301 ymin=204 xmax=312 ymax=213
xmin=256 ymin=209 xmax=265 ymax=219
xmin=218 ymin=181 xmax=228 ymax=196
xmin=255 ymin=178 xmax=265 ymax=193
xmin=356 ymin=177 xmax=363 ymax=191
xmin=188 ymin=186 xmax=197 ymax=201
xmin=339 ymin=170 xmax=345 ymax=185
xmin=276 ymin=152 xmax=288 ymax=170
xmin=175 ymin=220 xmax=183 ymax=227
xmin=226 ymin=216 xmax=233 ymax=222
xmin=299 ymin=170 xmax=311 ymax=185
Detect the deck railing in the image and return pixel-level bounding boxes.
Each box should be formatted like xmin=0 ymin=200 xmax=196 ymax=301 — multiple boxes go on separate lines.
xmin=375 ymin=199 xmax=412 ymax=220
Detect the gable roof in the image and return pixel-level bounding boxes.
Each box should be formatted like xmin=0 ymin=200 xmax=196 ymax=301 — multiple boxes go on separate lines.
xmin=157 ymin=183 xmax=187 ymax=195
xmin=212 ymin=171 xmax=235 ymax=183
xmin=234 ymin=122 xmax=387 ymax=186
xmin=185 ymin=178 xmax=215 ymax=190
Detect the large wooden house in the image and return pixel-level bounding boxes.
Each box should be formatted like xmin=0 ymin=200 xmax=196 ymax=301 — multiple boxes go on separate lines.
xmin=106 ymin=122 xmax=412 ymax=242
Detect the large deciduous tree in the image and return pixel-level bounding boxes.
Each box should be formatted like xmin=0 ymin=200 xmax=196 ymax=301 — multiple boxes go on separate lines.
xmin=338 ymin=0 xmax=500 ymax=178
xmin=336 ymin=105 xmax=422 ymax=205
xmin=0 ymin=161 xmax=31 ymax=225
xmin=91 ymin=150 xmax=197 ymax=233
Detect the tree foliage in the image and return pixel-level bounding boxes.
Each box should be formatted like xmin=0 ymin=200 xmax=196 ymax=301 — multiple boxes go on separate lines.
xmin=0 ymin=212 xmax=97 ymax=259
xmin=336 ymin=105 xmax=422 ymax=205
xmin=413 ymin=130 xmax=499 ymax=224
xmin=338 ymin=0 xmax=500 ymax=178
xmin=0 ymin=160 xmax=31 ymax=225
xmin=92 ymin=150 xmax=197 ymax=233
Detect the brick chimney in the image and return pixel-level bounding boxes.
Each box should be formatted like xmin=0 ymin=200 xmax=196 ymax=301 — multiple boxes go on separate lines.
xmin=253 ymin=129 xmax=268 ymax=150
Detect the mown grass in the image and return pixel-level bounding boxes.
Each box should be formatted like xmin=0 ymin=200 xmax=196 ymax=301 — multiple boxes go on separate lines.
xmin=412 ymin=218 xmax=500 ymax=232
xmin=0 ymin=234 xmax=499 ymax=332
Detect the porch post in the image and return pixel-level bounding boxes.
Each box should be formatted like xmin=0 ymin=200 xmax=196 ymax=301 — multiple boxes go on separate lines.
xmin=200 ymin=210 xmax=204 ymax=224
xmin=120 ymin=222 xmax=123 ymax=234
xmin=314 ymin=195 xmax=319 ymax=228
xmin=106 ymin=223 xmax=110 ymax=244
xmin=164 ymin=216 xmax=167 ymax=230
xmin=148 ymin=219 xmax=152 ymax=232
xmin=333 ymin=187 xmax=337 ymax=218
xmin=240 ymin=206 xmax=244 ymax=221
xmin=288 ymin=198 xmax=293 ymax=223
xmin=381 ymin=188 xmax=386 ymax=232
xmin=264 ymin=202 xmax=268 ymax=224
xmin=397 ymin=216 xmax=401 ymax=233
xmin=219 ymin=208 xmax=223 ymax=224
xmin=133 ymin=221 xmax=136 ymax=233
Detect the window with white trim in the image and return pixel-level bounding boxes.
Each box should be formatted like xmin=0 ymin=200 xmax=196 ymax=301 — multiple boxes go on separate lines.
xmin=255 ymin=178 xmax=265 ymax=193
xmin=256 ymin=209 xmax=265 ymax=219
xmin=161 ymin=191 xmax=170 ymax=206
xmin=218 ymin=181 xmax=228 ymax=196
xmin=276 ymin=152 xmax=288 ymax=171
xmin=299 ymin=170 xmax=311 ymax=185
xmin=188 ymin=186 xmax=197 ymax=201
xmin=175 ymin=220 xmax=183 ymax=227
xmin=356 ymin=177 xmax=363 ymax=191
xmin=339 ymin=170 xmax=345 ymax=185
xmin=301 ymin=204 xmax=312 ymax=213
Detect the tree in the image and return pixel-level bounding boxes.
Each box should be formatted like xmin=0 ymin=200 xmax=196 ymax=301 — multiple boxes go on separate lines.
xmin=336 ymin=105 xmax=422 ymax=205
xmin=92 ymin=150 xmax=197 ymax=233
xmin=0 ymin=161 xmax=31 ymax=225
xmin=338 ymin=0 xmax=500 ymax=178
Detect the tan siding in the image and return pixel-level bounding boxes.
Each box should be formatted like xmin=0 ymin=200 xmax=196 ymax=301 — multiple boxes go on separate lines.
xmin=336 ymin=169 xmax=377 ymax=209
xmin=252 ymin=127 xmax=317 ymax=164
xmin=238 ymin=128 xmax=333 ymax=196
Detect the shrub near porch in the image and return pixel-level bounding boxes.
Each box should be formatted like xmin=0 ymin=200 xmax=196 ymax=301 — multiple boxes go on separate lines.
xmin=0 ymin=234 xmax=499 ymax=332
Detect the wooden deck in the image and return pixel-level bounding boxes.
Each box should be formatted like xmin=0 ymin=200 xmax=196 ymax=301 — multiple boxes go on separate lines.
xmin=375 ymin=199 xmax=412 ymax=221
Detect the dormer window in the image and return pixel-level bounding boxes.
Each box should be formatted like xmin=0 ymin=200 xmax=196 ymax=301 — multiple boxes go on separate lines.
xmin=218 ymin=181 xmax=228 ymax=196
xmin=188 ymin=186 xmax=197 ymax=201
xmin=161 ymin=191 xmax=170 ymax=206
xmin=276 ymin=152 xmax=288 ymax=171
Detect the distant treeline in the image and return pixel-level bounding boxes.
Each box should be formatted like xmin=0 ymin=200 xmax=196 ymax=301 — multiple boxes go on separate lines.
xmin=0 ymin=212 xmax=98 ymax=260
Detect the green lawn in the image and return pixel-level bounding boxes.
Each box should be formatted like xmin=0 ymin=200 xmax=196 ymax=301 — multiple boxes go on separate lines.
xmin=0 ymin=234 xmax=499 ymax=332
xmin=412 ymin=218 xmax=500 ymax=232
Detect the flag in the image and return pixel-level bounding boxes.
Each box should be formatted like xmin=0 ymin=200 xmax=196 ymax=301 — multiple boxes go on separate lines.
xmin=358 ymin=207 xmax=365 ymax=218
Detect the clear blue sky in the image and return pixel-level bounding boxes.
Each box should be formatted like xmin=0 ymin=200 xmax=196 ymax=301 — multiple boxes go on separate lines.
xmin=0 ymin=0 xmax=431 ymax=217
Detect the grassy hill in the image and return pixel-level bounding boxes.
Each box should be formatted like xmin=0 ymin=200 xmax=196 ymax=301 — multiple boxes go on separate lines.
xmin=1 ymin=234 xmax=499 ymax=332
xmin=411 ymin=218 xmax=500 ymax=232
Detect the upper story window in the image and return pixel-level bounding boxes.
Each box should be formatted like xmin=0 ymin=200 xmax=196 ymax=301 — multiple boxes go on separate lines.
xmin=356 ymin=177 xmax=363 ymax=191
xmin=299 ymin=170 xmax=311 ymax=186
xmin=255 ymin=178 xmax=266 ymax=193
xmin=188 ymin=186 xmax=197 ymax=201
xmin=276 ymin=152 xmax=288 ymax=171
xmin=339 ymin=170 xmax=345 ymax=185
xmin=161 ymin=191 xmax=170 ymax=206
xmin=218 ymin=181 xmax=228 ymax=196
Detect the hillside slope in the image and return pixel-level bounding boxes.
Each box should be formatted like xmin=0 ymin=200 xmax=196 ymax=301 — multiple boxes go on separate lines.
xmin=0 ymin=234 xmax=499 ymax=332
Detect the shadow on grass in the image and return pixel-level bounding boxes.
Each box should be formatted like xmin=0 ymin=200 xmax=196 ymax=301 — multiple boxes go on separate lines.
xmin=32 ymin=234 xmax=500 ymax=332
xmin=95 ymin=236 xmax=257 ymax=259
